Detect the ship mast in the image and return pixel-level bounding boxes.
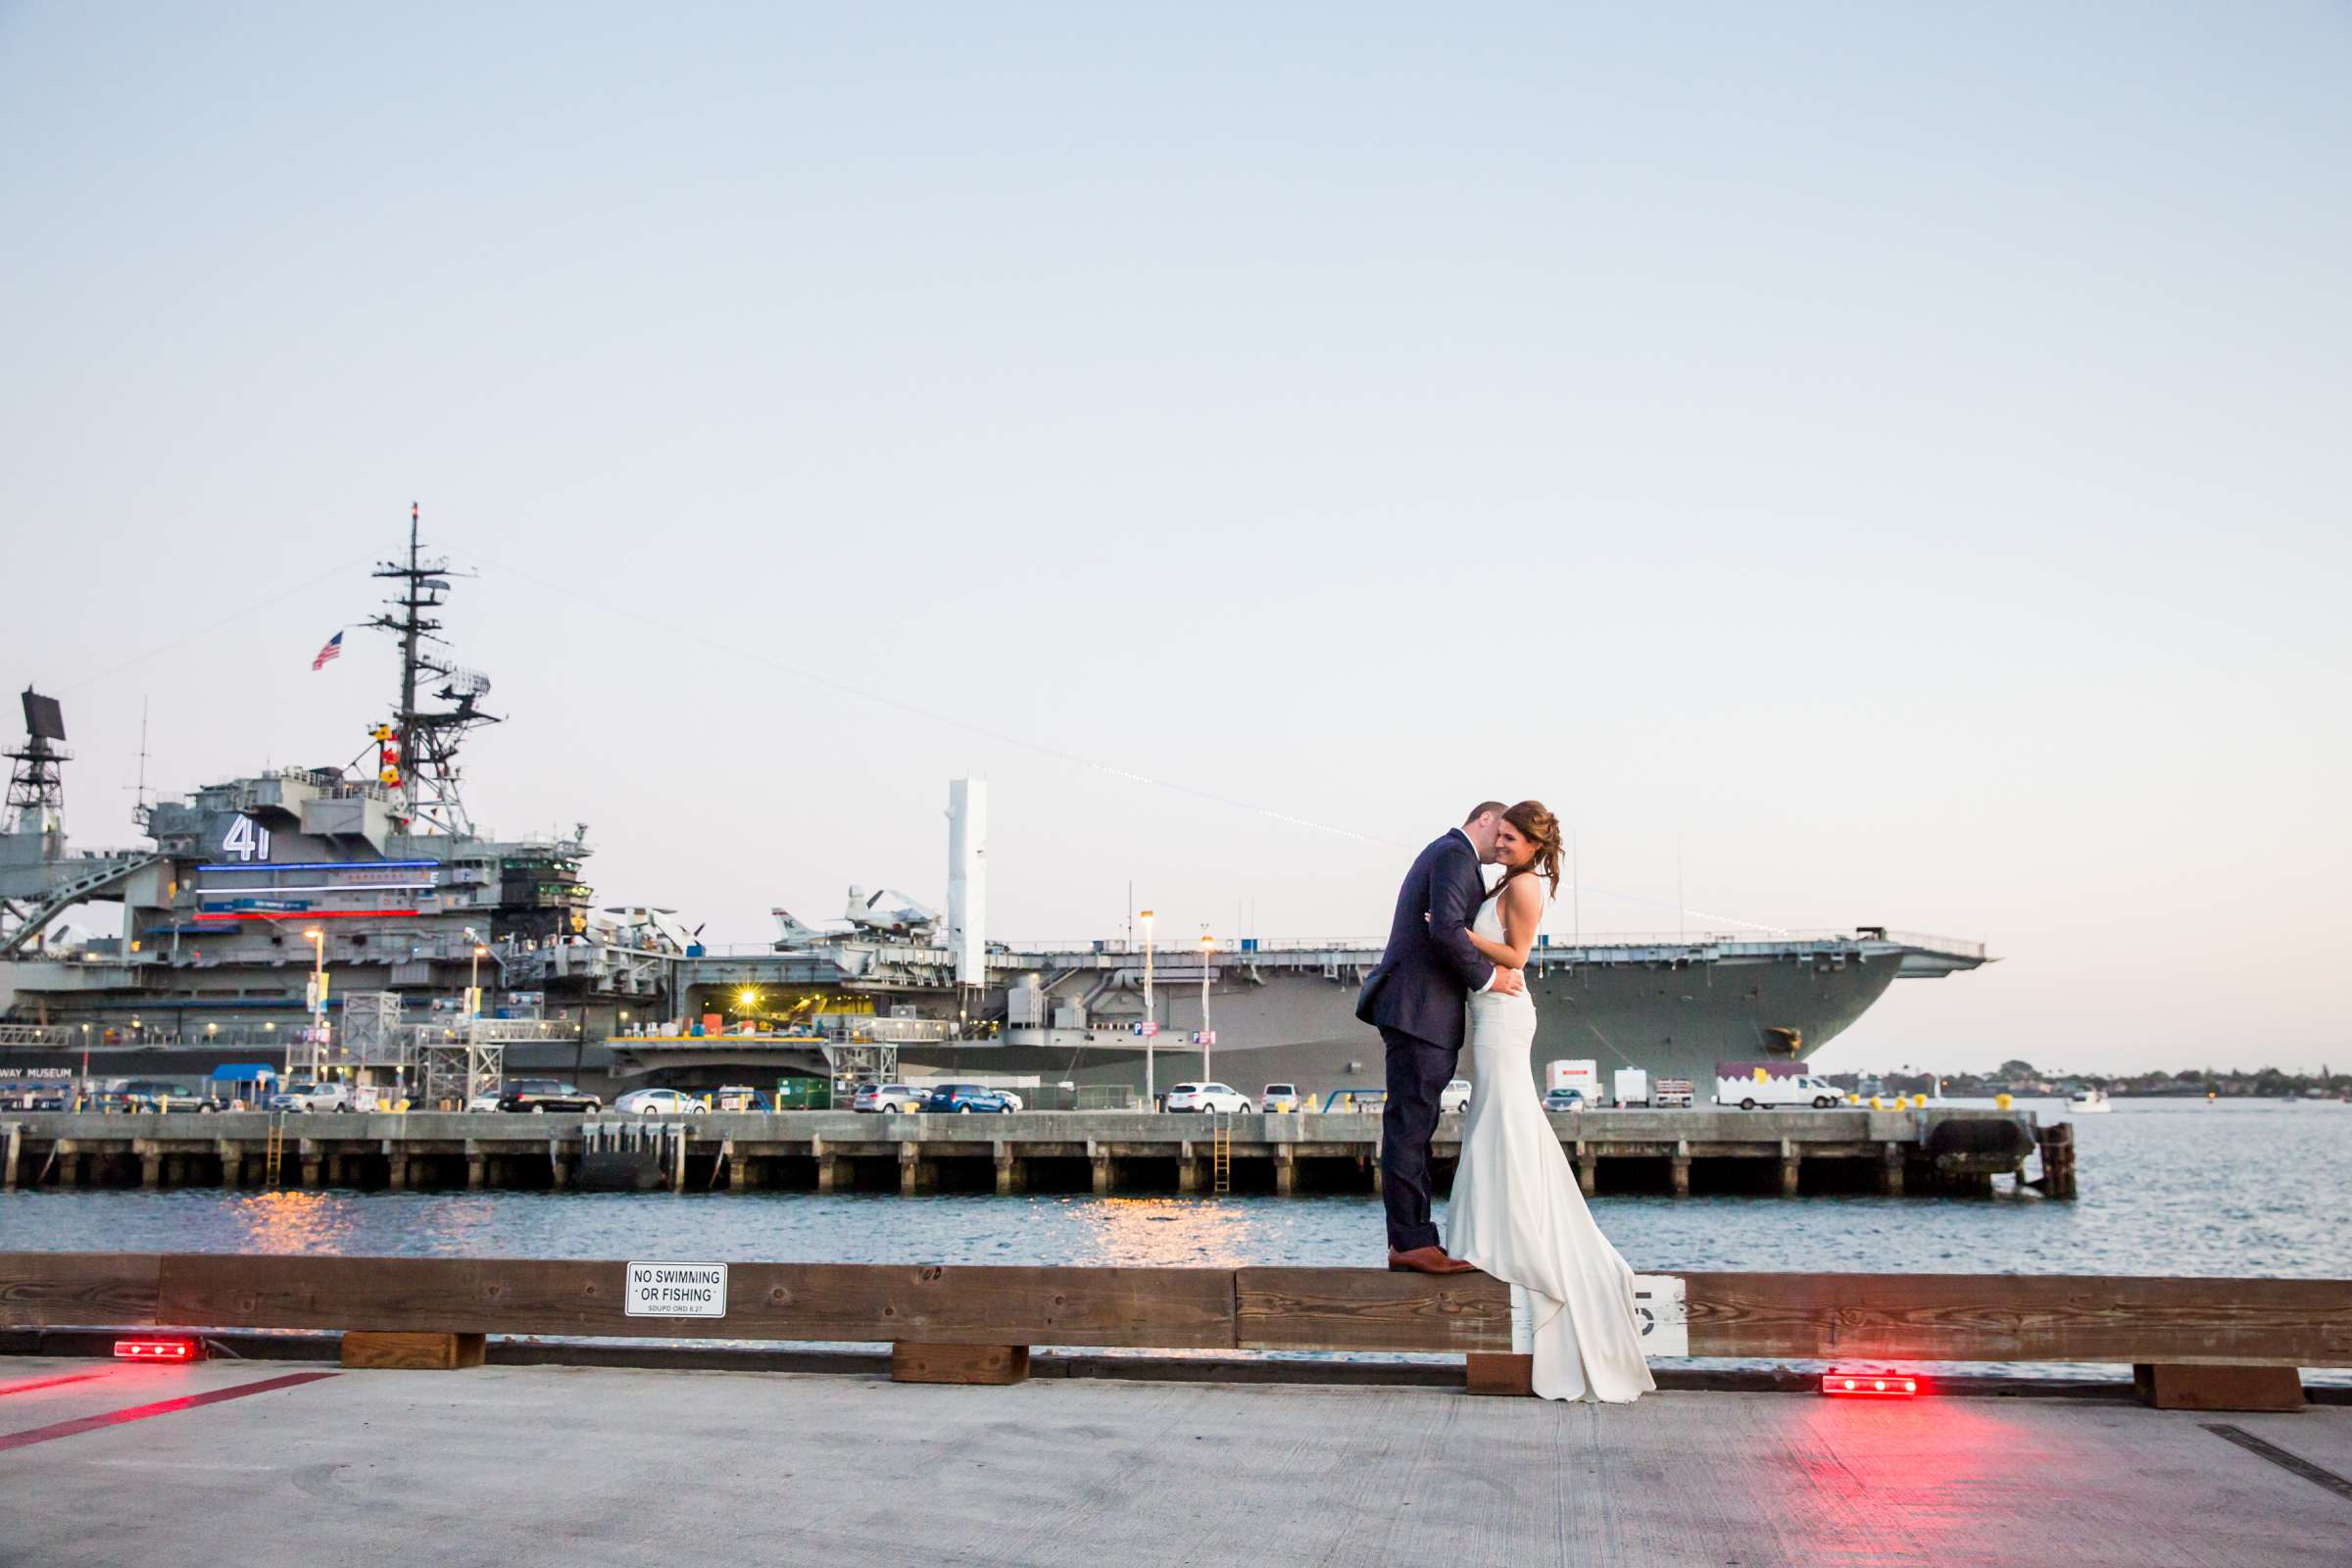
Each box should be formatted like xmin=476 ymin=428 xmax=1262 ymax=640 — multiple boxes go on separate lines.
xmin=368 ymin=503 xmax=498 ymax=836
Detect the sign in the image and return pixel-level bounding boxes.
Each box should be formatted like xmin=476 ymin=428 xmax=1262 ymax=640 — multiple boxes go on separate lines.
xmin=220 ymin=815 xmax=273 ymax=861
xmin=201 ymin=897 xmax=311 ymax=914
xmin=1633 ymin=1275 xmax=1688 ymax=1357
xmin=1509 ymin=1277 xmax=1686 ymax=1358
xmin=1191 ymin=1030 xmax=1217 ymax=1047
xmin=1137 ymin=1021 xmax=1158 ymax=1037
xmin=624 ymin=1261 xmax=729 ymax=1318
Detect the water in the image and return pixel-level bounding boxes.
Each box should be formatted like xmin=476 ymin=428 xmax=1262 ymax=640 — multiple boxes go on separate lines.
xmin=6 ymin=1100 xmax=2344 ymax=1379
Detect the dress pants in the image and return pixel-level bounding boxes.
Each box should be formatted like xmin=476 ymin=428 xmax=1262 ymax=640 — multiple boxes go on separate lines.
xmin=1379 ymin=1025 xmax=1459 ymax=1252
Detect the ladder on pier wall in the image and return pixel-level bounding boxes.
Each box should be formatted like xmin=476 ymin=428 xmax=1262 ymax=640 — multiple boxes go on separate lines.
xmin=1209 ymin=1113 xmax=1234 ymax=1195
xmin=264 ymin=1114 xmax=287 ymax=1187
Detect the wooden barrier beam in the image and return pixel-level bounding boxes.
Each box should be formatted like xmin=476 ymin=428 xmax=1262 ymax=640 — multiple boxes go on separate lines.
xmin=1683 ymin=1273 xmax=2352 ymax=1366
xmin=149 ymin=1255 xmax=1239 ymax=1348
xmin=1238 ymin=1268 xmax=1511 ymax=1353
xmin=3 ymin=1254 xmax=2345 ymax=1375
xmin=0 ymin=1252 xmax=163 ymax=1327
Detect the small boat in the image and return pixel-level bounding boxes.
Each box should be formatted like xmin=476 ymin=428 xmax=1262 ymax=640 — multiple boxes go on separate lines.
xmin=2068 ymin=1088 xmax=2112 ymax=1114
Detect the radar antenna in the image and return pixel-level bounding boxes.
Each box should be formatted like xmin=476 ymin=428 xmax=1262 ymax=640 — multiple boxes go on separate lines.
xmin=368 ymin=503 xmax=500 ymax=834
xmin=5 ymin=689 xmax=70 ymax=840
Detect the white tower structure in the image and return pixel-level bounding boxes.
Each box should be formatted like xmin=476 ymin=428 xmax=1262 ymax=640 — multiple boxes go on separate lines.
xmin=946 ymin=778 xmax=987 ymax=986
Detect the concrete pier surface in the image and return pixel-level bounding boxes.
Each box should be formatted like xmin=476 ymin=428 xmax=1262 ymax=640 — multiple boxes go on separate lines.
xmin=1 ymin=1358 xmax=2342 ymax=1567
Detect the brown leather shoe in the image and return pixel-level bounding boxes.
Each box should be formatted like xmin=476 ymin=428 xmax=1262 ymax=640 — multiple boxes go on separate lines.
xmin=1387 ymin=1246 xmax=1478 ymax=1275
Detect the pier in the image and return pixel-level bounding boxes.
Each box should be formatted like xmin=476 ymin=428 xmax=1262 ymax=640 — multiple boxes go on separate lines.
xmin=0 ymin=1105 xmax=2064 ymax=1198
xmin=2 ymin=1251 xmax=2348 ymax=1566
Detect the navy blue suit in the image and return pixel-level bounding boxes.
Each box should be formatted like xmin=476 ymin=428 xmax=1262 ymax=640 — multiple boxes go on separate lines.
xmin=1354 ymin=828 xmax=1494 ymax=1251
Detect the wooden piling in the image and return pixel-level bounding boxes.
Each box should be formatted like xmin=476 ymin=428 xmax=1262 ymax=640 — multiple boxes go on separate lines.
xmin=2134 ymin=1363 xmax=2302 ymax=1412
xmin=1 ymin=1122 xmax=19 ymax=1193
xmin=342 ymin=1331 xmax=486 ymax=1371
xmin=890 ymin=1343 xmax=1030 ymax=1386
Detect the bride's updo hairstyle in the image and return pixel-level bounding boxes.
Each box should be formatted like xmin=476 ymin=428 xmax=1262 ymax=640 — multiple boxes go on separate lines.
xmin=1488 ymin=799 xmax=1564 ymax=906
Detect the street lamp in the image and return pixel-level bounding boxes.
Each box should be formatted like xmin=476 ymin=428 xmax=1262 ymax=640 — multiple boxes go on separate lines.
xmin=303 ymin=928 xmax=326 ymax=1082
xmin=1199 ymin=931 xmax=1214 ymax=1083
xmin=1139 ymin=910 xmax=1155 ymax=1108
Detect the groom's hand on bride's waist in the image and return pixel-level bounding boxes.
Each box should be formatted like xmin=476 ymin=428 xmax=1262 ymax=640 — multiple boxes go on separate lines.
xmin=1490 ymin=967 xmax=1526 ymax=997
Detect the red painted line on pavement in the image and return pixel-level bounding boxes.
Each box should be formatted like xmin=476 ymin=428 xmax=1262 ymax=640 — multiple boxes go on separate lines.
xmin=0 ymin=1373 xmax=109 ymax=1398
xmin=0 ymin=1372 xmax=336 ymax=1453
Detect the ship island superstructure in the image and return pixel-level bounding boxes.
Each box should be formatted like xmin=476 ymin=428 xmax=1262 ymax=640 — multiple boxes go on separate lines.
xmin=0 ymin=522 xmax=1991 ymax=1102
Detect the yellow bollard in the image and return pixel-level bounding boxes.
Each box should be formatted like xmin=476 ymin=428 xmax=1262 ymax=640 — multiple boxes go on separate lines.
xmin=1994 ymin=1093 xmax=2012 ymax=1110
xmin=1912 ymin=1094 xmax=1929 ymax=1109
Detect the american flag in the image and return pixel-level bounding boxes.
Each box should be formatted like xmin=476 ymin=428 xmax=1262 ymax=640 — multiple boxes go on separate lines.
xmin=311 ymin=630 xmax=344 ymax=671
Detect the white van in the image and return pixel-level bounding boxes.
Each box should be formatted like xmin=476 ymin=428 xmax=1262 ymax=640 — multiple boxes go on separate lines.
xmin=1716 ymin=1073 xmax=1844 ymax=1110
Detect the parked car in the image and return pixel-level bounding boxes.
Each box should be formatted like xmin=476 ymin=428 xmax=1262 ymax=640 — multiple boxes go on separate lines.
xmin=853 ymin=1082 xmax=927 ymax=1113
xmin=496 ymin=1079 xmax=604 ymax=1113
xmin=1259 ymin=1083 xmax=1303 ymax=1113
xmin=919 ymin=1083 xmax=1016 ymax=1114
xmin=993 ymin=1088 xmax=1025 ymax=1111
xmin=465 ymin=1087 xmax=504 ymax=1112
xmin=119 ymin=1079 xmax=223 ymax=1112
xmin=1163 ymin=1082 xmax=1252 ymax=1114
xmin=0 ymin=1084 xmax=67 ymax=1111
xmin=1651 ymin=1078 xmax=1696 ymax=1109
xmin=269 ymin=1081 xmax=353 ymax=1113
xmin=1542 ymin=1087 xmax=1588 ymax=1113
xmin=613 ymin=1087 xmax=705 ymax=1116
xmin=1439 ymin=1078 xmax=1473 ymax=1114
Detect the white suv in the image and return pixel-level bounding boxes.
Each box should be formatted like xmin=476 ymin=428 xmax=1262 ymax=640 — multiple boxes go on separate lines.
xmin=1439 ymin=1078 xmax=1472 ymax=1113
xmin=1164 ymin=1082 xmax=1252 ymax=1113
xmin=269 ymin=1081 xmax=353 ymax=1113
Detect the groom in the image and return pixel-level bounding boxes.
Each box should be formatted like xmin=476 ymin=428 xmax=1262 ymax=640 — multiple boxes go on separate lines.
xmin=1354 ymin=802 xmax=1525 ymax=1273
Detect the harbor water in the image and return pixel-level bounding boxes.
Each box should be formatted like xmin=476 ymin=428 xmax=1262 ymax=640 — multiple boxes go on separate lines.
xmin=6 ymin=1100 xmax=2346 ymax=1381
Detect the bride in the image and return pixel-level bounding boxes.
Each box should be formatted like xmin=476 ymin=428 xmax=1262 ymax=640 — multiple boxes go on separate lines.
xmin=1446 ymin=799 xmax=1656 ymax=1403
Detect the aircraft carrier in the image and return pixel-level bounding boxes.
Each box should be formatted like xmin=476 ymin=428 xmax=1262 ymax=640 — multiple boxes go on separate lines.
xmin=0 ymin=521 xmax=1990 ymax=1102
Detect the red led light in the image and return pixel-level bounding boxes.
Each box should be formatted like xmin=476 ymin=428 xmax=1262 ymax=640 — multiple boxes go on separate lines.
xmin=113 ymin=1338 xmax=201 ymax=1362
xmin=1821 ymin=1367 xmax=1917 ymax=1397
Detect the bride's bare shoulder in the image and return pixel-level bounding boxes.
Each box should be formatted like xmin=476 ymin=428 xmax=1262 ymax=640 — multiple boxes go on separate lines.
xmin=1503 ymin=875 xmax=1544 ymax=913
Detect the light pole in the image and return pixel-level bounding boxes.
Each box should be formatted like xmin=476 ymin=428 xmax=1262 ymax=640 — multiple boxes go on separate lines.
xmin=1140 ymin=909 xmax=1155 ymax=1109
xmin=78 ymin=1024 xmax=89 ymax=1111
xmin=465 ymin=929 xmax=488 ymax=1019
xmin=1199 ymin=930 xmax=1214 ymax=1083
xmin=303 ymin=929 xmax=326 ymax=1082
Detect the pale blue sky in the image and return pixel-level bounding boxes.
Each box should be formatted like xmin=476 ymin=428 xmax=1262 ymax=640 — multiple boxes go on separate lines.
xmin=3 ymin=4 xmax=2347 ymax=1071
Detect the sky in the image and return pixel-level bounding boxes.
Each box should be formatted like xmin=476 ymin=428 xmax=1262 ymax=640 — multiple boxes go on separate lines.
xmin=2 ymin=4 xmax=2346 ymax=1074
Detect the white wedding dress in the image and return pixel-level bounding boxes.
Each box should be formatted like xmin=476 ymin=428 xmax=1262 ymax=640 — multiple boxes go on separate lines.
xmin=1446 ymin=896 xmax=1656 ymax=1402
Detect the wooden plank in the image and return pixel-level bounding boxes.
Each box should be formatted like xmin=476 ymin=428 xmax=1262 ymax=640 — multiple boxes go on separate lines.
xmin=0 ymin=1253 xmax=2331 ymax=1367
xmin=1464 ymin=1352 xmax=1534 ymax=1396
xmin=1238 ymin=1268 xmax=1510 ymax=1353
xmin=155 ymin=1256 xmax=1239 ymax=1348
xmin=891 ymin=1343 xmax=1030 ymax=1385
xmin=341 ymin=1331 xmax=487 ymax=1370
xmin=1685 ymin=1273 xmax=2352 ymax=1366
xmin=0 ymin=1251 xmax=161 ymax=1327
xmin=2133 ymin=1363 xmax=2304 ymax=1412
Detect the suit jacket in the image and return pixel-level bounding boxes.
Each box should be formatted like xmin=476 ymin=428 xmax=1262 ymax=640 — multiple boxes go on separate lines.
xmin=1354 ymin=828 xmax=1495 ymax=1053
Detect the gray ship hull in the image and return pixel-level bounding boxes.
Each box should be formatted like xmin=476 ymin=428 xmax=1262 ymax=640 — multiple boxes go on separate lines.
xmin=900 ymin=950 xmax=1907 ymax=1097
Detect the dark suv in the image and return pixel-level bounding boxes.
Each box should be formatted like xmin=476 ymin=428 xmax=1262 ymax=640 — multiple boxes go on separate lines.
xmin=496 ymin=1079 xmax=604 ymax=1113
xmin=119 ymin=1080 xmax=224 ymax=1112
